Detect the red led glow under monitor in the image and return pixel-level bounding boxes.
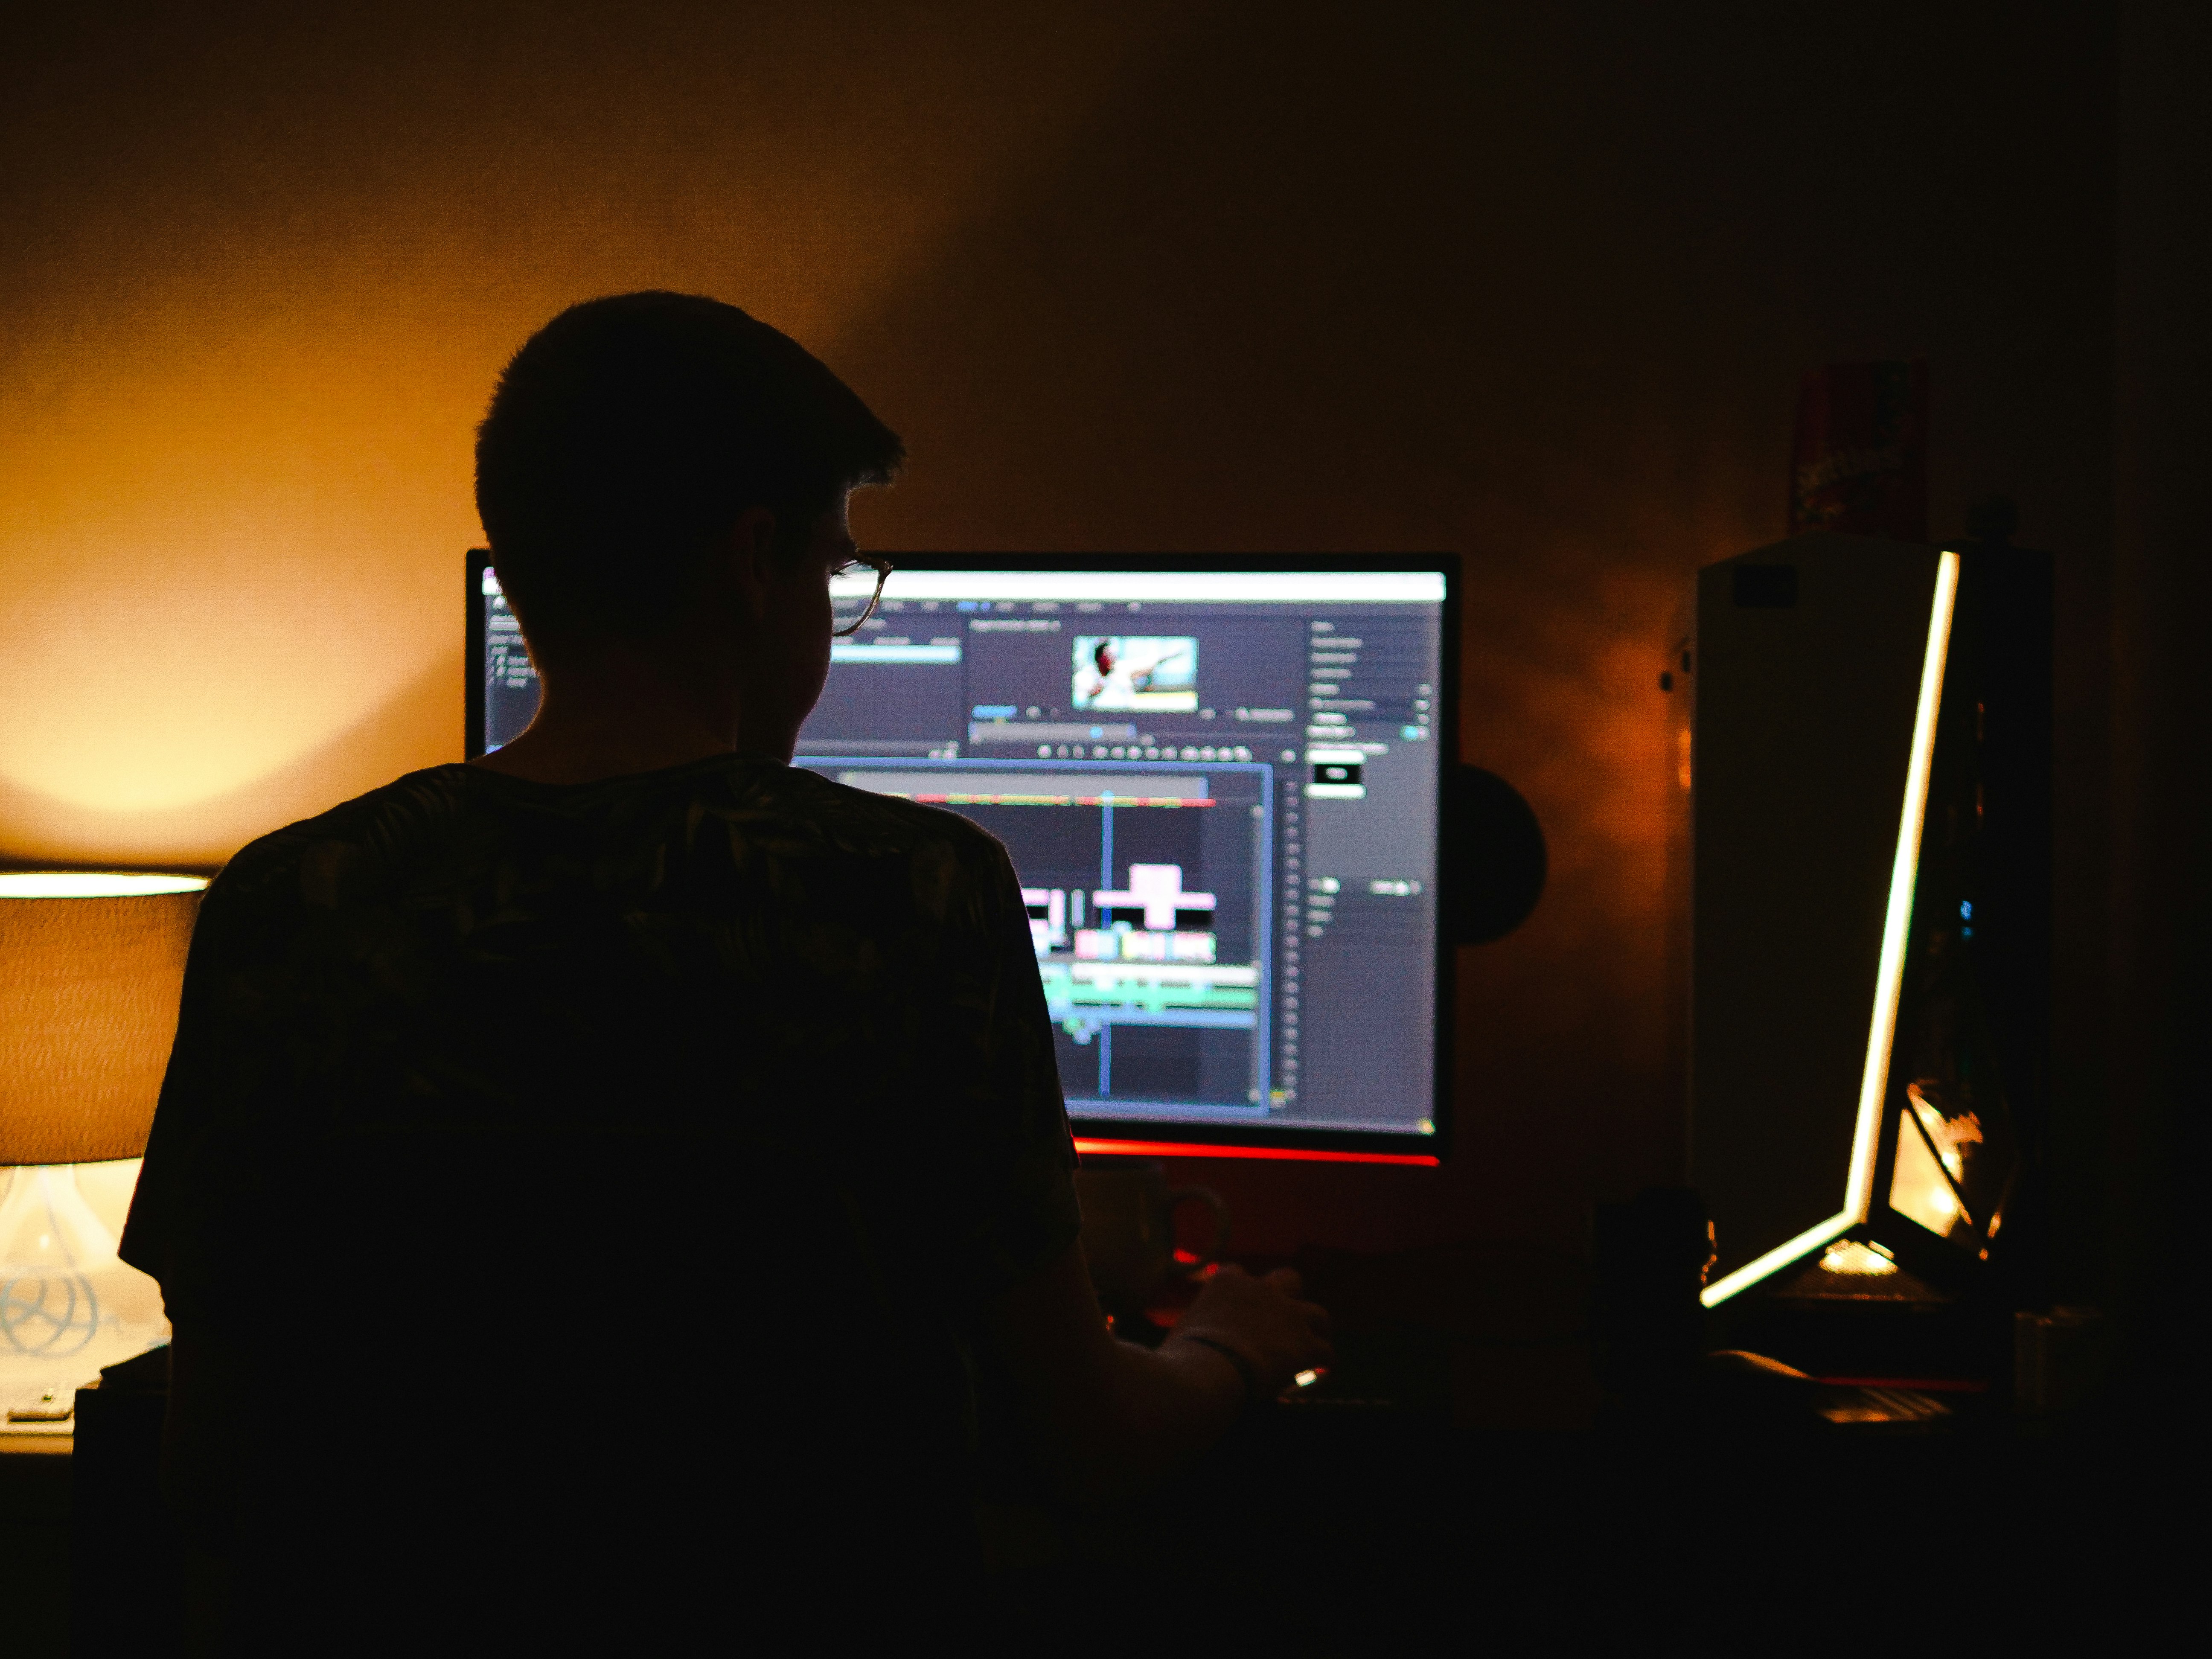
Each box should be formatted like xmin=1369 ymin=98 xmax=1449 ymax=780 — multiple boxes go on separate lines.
xmin=469 ymin=551 xmax=1458 ymax=1164
xmin=1073 ymin=1138 xmax=1442 ymax=1167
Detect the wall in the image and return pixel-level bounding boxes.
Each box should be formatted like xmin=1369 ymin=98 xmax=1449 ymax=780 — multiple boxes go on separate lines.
xmin=2105 ymin=0 xmax=2205 ymax=1394
xmin=0 ymin=2 xmax=2119 ymax=1259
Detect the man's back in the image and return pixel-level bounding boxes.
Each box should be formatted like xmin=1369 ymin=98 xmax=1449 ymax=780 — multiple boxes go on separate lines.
xmin=123 ymin=754 xmax=1081 ymax=1614
xmin=119 ymin=291 xmax=1331 ymax=1641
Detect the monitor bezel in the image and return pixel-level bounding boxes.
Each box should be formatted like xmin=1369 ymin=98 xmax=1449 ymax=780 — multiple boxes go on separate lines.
xmin=466 ymin=548 xmax=492 ymax=762
xmin=467 ymin=547 xmax=1459 ymax=1166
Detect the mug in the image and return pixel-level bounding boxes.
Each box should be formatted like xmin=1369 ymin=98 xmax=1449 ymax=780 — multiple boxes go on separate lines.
xmin=1074 ymin=1157 xmax=1230 ymax=1314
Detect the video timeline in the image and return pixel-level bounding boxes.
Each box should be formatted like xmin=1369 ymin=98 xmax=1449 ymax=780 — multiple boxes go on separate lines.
xmin=818 ymin=758 xmax=1275 ymax=1119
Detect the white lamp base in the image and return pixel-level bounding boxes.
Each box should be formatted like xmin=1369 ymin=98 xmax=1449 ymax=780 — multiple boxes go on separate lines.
xmin=0 ymin=1164 xmax=169 ymax=1391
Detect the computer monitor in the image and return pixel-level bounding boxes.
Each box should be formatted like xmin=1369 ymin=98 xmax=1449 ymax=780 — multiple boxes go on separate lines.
xmin=468 ymin=553 xmax=1456 ymax=1164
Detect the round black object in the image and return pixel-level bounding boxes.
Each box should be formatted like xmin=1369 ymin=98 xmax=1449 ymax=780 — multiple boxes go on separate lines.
xmin=1443 ymin=765 xmax=1546 ymax=943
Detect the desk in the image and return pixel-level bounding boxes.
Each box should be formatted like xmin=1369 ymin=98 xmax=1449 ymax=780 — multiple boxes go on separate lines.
xmin=30 ymin=1246 xmax=2150 ymax=1650
xmin=1126 ymin=1241 xmax=1604 ymax=1431
xmin=0 ymin=1421 xmax=71 ymax=1659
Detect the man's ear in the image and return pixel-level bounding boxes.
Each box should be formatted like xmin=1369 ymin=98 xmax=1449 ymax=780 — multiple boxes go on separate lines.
xmin=716 ymin=507 xmax=783 ymax=617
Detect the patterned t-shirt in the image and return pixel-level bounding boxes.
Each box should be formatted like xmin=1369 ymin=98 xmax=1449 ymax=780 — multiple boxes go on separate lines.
xmin=122 ymin=754 xmax=1081 ymax=1573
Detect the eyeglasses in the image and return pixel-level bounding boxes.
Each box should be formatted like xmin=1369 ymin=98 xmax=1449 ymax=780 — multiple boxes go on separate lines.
xmin=830 ymin=555 xmax=896 ymax=637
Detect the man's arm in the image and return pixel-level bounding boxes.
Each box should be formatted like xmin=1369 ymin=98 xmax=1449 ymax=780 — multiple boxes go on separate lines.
xmin=984 ymin=1239 xmax=1333 ymax=1505
xmin=952 ymin=834 xmax=1328 ymax=1501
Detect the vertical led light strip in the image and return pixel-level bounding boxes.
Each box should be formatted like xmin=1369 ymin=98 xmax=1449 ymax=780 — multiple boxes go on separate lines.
xmin=1841 ymin=550 xmax=1959 ymax=1220
xmin=1703 ymin=550 xmax=1960 ymax=1308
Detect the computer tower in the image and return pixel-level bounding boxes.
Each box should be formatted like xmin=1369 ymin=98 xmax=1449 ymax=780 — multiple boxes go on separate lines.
xmin=1682 ymin=532 xmax=2051 ymax=1332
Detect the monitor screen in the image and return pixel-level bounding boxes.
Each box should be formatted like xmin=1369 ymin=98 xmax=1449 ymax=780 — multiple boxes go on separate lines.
xmin=469 ymin=554 xmax=1455 ymax=1161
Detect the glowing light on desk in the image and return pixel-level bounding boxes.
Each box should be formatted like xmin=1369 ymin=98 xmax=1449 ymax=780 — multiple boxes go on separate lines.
xmin=1819 ymin=1239 xmax=1898 ymax=1277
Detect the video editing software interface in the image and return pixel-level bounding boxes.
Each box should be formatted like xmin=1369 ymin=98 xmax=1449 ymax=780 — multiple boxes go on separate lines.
xmin=476 ymin=564 xmax=1448 ymax=1146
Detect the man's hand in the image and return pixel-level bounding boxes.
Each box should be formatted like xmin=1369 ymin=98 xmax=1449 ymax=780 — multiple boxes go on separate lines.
xmin=988 ymin=1245 xmax=1336 ymax=1503
xmin=1166 ymin=1264 xmax=1334 ymax=1399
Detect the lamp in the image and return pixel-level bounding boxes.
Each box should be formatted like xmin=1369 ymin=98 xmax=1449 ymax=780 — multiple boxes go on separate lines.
xmin=0 ymin=872 xmax=205 ymax=1391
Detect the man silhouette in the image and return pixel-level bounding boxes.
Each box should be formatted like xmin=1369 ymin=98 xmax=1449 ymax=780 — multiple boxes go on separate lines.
xmin=122 ymin=292 xmax=1329 ymax=1644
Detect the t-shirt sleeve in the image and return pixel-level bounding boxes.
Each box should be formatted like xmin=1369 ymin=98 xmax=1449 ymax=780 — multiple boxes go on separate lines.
xmin=933 ymin=838 xmax=1082 ymax=1298
xmin=117 ymin=866 xmax=251 ymax=1310
xmin=116 ymin=841 xmax=308 ymax=1331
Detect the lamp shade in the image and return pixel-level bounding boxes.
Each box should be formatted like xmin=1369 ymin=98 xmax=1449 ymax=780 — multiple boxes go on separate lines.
xmin=0 ymin=873 xmax=207 ymax=1166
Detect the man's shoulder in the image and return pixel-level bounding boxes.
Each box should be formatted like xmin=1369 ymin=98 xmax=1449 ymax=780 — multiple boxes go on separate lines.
xmin=212 ymin=760 xmax=1010 ymax=907
xmin=211 ymin=765 xmax=475 ymax=909
xmin=744 ymin=763 xmax=1006 ymax=864
xmin=204 ymin=759 xmax=1022 ymax=932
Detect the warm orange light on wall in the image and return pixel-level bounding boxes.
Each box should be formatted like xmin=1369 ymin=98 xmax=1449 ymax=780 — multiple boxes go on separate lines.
xmin=0 ymin=10 xmax=1154 ymax=872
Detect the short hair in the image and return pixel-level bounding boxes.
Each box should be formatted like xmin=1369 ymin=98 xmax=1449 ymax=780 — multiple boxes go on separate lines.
xmin=474 ymin=292 xmax=903 ymax=650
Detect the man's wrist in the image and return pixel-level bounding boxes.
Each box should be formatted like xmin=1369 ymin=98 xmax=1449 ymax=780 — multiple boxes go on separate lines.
xmin=1173 ymin=1332 xmax=1263 ymax=1409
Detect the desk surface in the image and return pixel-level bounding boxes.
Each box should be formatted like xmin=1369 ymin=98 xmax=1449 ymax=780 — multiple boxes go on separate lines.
xmin=3 ymin=1378 xmax=89 ymax=1453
